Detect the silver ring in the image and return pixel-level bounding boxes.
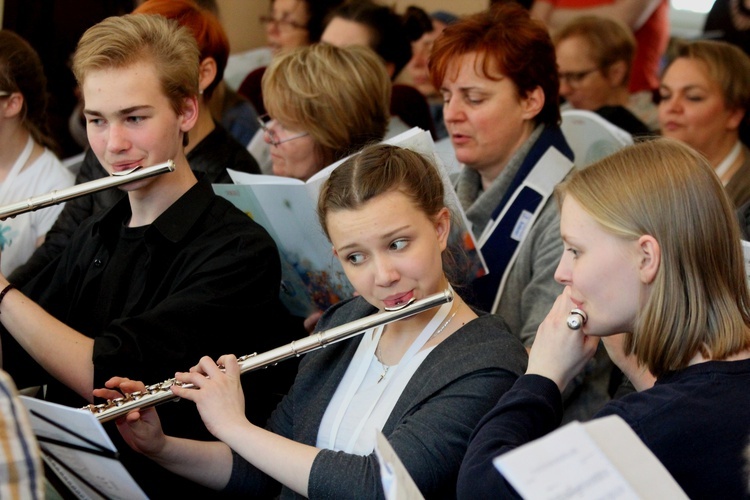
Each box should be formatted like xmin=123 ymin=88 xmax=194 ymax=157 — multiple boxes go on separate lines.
xmin=566 ymin=308 xmax=587 ymax=330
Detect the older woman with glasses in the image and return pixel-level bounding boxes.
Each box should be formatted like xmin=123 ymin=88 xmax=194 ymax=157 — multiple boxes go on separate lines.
xmin=253 ymin=43 xmax=390 ymax=182
xmin=553 ymin=15 xmax=651 ymax=136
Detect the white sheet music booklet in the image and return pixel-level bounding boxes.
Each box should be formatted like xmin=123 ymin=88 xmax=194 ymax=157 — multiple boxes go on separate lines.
xmin=19 ymin=396 xmax=147 ymax=500
xmin=493 ymin=415 xmax=688 ymax=499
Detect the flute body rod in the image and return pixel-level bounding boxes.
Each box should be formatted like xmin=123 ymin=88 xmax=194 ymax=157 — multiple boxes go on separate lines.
xmin=85 ymin=289 xmax=453 ymax=422
xmin=0 ymin=160 xmax=175 ymax=221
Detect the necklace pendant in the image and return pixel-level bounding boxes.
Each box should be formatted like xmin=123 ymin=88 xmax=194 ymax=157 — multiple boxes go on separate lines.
xmin=377 ymin=365 xmax=389 ymax=384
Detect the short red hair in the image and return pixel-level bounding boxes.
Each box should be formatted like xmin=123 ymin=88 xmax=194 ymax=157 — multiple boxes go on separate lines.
xmin=134 ymin=0 xmax=229 ymax=100
xmin=429 ymin=3 xmax=560 ymax=127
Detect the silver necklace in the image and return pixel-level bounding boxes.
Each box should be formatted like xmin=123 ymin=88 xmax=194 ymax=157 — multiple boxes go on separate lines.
xmin=375 ymin=306 xmax=459 ymax=384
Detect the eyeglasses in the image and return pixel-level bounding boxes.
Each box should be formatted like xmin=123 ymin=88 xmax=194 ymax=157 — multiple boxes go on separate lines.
xmin=257 ymin=114 xmax=309 ymax=146
xmin=558 ymin=68 xmax=599 ymax=87
xmin=259 ymin=15 xmax=308 ymax=32
xmin=0 ymin=91 xmax=11 ymax=98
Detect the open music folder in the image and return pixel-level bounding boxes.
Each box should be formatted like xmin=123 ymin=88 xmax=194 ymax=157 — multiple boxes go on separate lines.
xmin=493 ymin=415 xmax=688 ymax=499
xmin=19 ymin=396 xmax=147 ymax=500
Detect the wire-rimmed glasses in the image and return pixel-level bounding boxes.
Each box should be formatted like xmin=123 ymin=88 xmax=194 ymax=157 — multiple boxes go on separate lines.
xmin=558 ymin=68 xmax=599 ymax=87
xmin=257 ymin=114 xmax=309 ymax=147
xmin=259 ymin=15 xmax=308 ymax=32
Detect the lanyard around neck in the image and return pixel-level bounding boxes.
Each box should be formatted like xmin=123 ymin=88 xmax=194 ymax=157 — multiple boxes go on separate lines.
xmin=322 ymin=298 xmax=453 ymax=452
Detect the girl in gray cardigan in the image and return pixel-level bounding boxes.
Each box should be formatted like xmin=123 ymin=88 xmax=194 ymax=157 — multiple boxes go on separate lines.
xmin=97 ymin=144 xmax=528 ymax=498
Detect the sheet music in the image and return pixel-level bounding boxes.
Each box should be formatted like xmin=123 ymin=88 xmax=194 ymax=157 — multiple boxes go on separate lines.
xmin=374 ymin=431 xmax=425 ymax=500
xmin=493 ymin=416 xmax=687 ymax=500
xmin=20 ymin=396 xmax=147 ymax=500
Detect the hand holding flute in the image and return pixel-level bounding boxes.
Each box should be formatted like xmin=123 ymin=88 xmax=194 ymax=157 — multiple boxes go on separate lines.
xmin=94 ymin=356 xmax=249 ymax=459
xmin=93 ymin=378 xmax=167 ymax=457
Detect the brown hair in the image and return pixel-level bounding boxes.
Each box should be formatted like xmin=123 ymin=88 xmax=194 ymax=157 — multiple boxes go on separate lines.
xmin=263 ymin=43 xmax=390 ymax=167
xmin=317 ymin=144 xmax=444 ymax=237
xmin=0 ymin=30 xmax=58 ymax=154
xmin=664 ymin=39 xmax=750 ymax=138
xmin=552 ymin=15 xmax=636 ymax=87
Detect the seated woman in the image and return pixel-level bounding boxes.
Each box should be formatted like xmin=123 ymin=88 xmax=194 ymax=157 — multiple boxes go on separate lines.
xmin=96 ymin=143 xmax=529 ymax=497
xmin=249 ymin=42 xmax=391 ymax=179
xmin=457 ymin=138 xmax=750 ymax=499
xmin=430 ymin=2 xmax=612 ymax=422
xmin=658 ymin=39 xmax=750 ymax=208
xmin=553 ymin=15 xmax=651 ymax=136
xmin=0 ymin=30 xmax=74 ymax=276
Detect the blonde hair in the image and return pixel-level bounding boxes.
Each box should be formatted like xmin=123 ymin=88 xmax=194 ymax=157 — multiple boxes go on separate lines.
xmin=72 ymin=14 xmax=200 ymax=117
xmin=556 ymin=138 xmax=750 ymax=377
xmin=667 ymin=39 xmax=750 ymax=117
xmin=262 ymin=43 xmax=390 ymax=166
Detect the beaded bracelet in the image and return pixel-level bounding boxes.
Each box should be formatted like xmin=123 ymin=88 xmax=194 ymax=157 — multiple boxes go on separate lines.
xmin=0 ymin=283 xmax=15 ymax=312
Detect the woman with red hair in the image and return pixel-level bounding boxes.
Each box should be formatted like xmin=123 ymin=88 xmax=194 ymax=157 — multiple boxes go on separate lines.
xmin=429 ymin=2 xmax=613 ymax=422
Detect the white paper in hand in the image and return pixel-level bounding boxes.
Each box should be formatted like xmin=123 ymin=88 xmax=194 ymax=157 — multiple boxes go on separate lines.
xmin=374 ymin=431 xmax=425 ymax=500
xmin=493 ymin=416 xmax=687 ymax=500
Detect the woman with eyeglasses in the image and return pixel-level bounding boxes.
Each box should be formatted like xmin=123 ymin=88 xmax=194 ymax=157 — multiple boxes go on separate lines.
xmin=253 ymin=42 xmax=390 ymax=182
xmin=658 ymin=39 xmax=750 ymax=209
xmin=553 ymin=15 xmax=651 ymax=137
xmin=260 ymin=0 xmax=343 ymax=56
xmin=0 ymin=30 xmax=74 ymax=276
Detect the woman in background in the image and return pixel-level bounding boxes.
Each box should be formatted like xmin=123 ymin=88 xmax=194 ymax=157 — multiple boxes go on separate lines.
xmin=0 ymin=30 xmax=74 ymax=276
xmin=403 ymin=7 xmax=459 ymax=140
xmin=658 ymin=38 xmax=750 ymax=208
xmin=553 ymin=15 xmax=650 ymax=136
xmin=251 ymin=42 xmax=390 ymax=180
xmin=457 ymin=138 xmax=750 ymax=499
xmin=430 ymin=3 xmax=614 ymax=423
xmin=236 ymin=0 xmax=345 ymax=117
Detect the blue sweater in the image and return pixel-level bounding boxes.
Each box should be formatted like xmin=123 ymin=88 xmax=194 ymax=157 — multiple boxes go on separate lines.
xmin=457 ymin=358 xmax=750 ymax=499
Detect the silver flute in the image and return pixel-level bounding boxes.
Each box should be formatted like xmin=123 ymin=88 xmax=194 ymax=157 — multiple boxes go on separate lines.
xmin=0 ymin=160 xmax=175 ymax=221
xmin=84 ymin=289 xmax=454 ymax=422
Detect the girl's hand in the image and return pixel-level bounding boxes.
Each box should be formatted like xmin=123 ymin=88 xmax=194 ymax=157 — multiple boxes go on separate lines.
xmin=93 ymin=377 xmax=168 ymax=457
xmin=527 ymin=287 xmax=599 ymax=392
xmin=171 ymin=355 xmax=249 ymax=442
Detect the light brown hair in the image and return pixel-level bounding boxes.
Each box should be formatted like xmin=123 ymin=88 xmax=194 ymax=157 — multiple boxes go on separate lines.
xmin=263 ymin=43 xmax=390 ymax=167
xmin=552 ymin=15 xmax=636 ymax=87
xmin=72 ymin=14 xmax=200 ymax=118
xmin=556 ymin=138 xmax=750 ymax=377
